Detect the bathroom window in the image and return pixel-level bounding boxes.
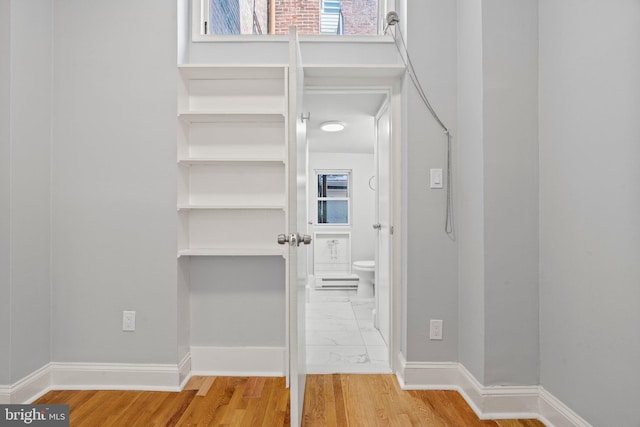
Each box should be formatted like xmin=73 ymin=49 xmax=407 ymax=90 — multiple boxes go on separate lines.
xmin=316 ymin=171 xmax=351 ymax=225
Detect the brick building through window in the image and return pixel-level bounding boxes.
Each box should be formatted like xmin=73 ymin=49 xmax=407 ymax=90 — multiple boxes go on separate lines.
xmin=207 ymin=0 xmax=379 ymax=36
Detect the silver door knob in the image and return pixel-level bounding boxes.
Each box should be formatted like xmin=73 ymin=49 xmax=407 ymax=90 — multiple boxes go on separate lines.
xmin=277 ymin=234 xmax=289 ymax=245
xmin=277 ymin=233 xmax=312 ymax=246
xmin=291 ymin=233 xmax=312 ymax=247
xmin=373 ymin=223 xmax=382 ymax=230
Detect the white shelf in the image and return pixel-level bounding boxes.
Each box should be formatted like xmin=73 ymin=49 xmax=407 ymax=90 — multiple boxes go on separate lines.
xmin=179 ymin=64 xmax=287 ymax=81
xmin=304 ymin=64 xmax=407 ymax=79
xmin=178 ymin=204 xmax=285 ymax=211
xmin=178 ymin=112 xmax=284 ymax=123
xmin=179 ymin=162 xmax=285 ymax=207
xmin=178 ymin=118 xmax=285 ymax=161
xmin=179 ymin=209 xmax=285 ymax=254
xmin=178 ymin=248 xmax=285 ymax=258
xmin=178 ymin=158 xmax=284 ymax=165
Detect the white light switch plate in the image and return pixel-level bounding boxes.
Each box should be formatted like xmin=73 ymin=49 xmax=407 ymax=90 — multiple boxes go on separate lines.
xmin=430 ymin=169 xmax=443 ymax=189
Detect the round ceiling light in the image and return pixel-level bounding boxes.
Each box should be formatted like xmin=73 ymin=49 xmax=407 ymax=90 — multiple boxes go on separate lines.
xmin=320 ymin=121 xmax=345 ymax=132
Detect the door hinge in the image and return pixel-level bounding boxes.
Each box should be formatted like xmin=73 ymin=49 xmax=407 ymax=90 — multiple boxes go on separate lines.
xmin=390 ymin=226 xmax=394 ymax=235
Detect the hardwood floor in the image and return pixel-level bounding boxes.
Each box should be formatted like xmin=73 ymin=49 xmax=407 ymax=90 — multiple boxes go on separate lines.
xmin=34 ymin=375 xmax=545 ymax=426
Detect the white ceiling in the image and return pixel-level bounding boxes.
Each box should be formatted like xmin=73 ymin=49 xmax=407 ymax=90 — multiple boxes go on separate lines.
xmin=305 ymin=92 xmax=388 ymax=154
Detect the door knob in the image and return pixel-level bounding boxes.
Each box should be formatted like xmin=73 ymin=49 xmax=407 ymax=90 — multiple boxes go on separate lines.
xmin=373 ymin=223 xmax=382 ymax=230
xmin=291 ymin=233 xmax=312 ymax=247
xmin=277 ymin=234 xmax=289 ymax=245
xmin=277 ymin=233 xmax=312 ymax=246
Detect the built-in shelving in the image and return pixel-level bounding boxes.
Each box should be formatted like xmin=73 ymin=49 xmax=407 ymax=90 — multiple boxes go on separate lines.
xmin=177 ymin=65 xmax=288 ymax=258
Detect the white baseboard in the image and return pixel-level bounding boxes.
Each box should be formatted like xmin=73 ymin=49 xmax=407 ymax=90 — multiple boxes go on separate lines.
xmin=397 ymin=355 xmax=592 ymax=427
xmin=0 ymin=347 xmax=284 ymax=403
xmin=456 ymin=364 xmax=540 ymax=420
xmin=396 ymin=354 xmax=460 ymax=390
xmin=178 ymin=352 xmax=192 ymax=389
xmin=190 ymin=346 xmax=286 ymax=376
xmin=538 ymin=388 xmax=593 ymax=427
xmin=0 ymin=364 xmax=52 ymax=404
xmin=49 ymin=362 xmax=183 ymax=392
xmin=1 ymin=360 xmax=186 ymax=403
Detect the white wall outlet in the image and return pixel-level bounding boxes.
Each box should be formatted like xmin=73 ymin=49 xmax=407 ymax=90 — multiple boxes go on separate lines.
xmin=122 ymin=310 xmax=136 ymax=332
xmin=430 ymin=319 xmax=443 ymax=340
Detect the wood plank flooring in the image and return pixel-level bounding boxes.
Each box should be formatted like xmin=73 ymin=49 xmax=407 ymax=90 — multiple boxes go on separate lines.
xmin=34 ymin=374 xmax=545 ymax=426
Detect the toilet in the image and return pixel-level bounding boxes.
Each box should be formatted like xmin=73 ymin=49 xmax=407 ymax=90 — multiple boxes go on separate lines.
xmin=353 ymin=260 xmax=375 ymax=298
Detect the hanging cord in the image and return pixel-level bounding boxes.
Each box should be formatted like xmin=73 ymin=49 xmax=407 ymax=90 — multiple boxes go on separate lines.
xmin=385 ymin=12 xmax=454 ymax=237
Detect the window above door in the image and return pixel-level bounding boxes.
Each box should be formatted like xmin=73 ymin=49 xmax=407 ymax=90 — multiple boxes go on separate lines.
xmin=192 ymin=0 xmax=397 ymax=41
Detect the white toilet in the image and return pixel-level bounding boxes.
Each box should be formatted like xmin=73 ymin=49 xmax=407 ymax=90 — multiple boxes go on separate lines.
xmin=353 ymin=260 xmax=375 ymax=298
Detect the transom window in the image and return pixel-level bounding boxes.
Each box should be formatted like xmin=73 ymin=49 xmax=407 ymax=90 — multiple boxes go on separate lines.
xmin=316 ymin=171 xmax=351 ymax=225
xmin=194 ymin=0 xmax=392 ymax=38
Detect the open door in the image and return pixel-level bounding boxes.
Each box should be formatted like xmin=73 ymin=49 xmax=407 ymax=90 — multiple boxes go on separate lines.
xmin=375 ymin=102 xmax=391 ymax=345
xmin=284 ymin=26 xmax=309 ymax=427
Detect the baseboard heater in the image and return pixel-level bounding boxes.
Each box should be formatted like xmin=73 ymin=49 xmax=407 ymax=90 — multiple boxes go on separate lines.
xmin=317 ymin=277 xmax=358 ymax=289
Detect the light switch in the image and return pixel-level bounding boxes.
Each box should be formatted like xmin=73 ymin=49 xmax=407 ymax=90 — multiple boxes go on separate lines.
xmin=430 ymin=168 xmax=443 ymax=189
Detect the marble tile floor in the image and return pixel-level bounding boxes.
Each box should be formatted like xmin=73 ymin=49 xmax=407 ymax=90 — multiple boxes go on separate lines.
xmin=305 ymin=288 xmax=391 ymax=374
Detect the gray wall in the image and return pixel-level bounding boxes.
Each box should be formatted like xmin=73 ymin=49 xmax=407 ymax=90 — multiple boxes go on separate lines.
xmin=403 ymin=0 xmax=459 ymax=363
xmin=0 ymin=0 xmax=53 ymax=384
xmin=482 ymin=0 xmax=539 ymax=386
xmin=51 ymin=0 xmax=179 ymax=364
xmin=8 ymin=0 xmax=53 ymax=383
xmin=457 ymin=0 xmax=539 ymax=386
xmin=190 ymin=257 xmax=286 ymax=347
xmin=457 ymin=0 xmax=485 ymax=383
xmin=0 ymin=0 xmax=11 ymax=386
xmin=539 ymin=1 xmax=640 ymax=425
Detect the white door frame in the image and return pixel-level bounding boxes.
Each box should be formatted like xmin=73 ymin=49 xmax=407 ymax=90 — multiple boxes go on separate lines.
xmin=302 ymin=74 xmax=404 ymax=374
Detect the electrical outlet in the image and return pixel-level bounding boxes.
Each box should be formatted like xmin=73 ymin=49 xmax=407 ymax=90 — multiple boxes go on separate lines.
xmin=430 ymin=319 xmax=443 ymax=340
xmin=122 ymin=310 xmax=136 ymax=332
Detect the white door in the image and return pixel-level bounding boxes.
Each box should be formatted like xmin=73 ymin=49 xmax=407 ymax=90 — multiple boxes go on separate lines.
xmin=375 ymin=103 xmax=391 ymax=344
xmin=286 ymin=26 xmax=309 ymax=427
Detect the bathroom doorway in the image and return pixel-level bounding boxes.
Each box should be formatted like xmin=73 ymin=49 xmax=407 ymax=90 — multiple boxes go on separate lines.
xmin=303 ymin=89 xmax=393 ymax=374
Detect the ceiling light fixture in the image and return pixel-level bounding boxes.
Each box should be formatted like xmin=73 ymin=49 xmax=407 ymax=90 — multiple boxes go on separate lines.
xmin=320 ymin=121 xmax=345 ymax=132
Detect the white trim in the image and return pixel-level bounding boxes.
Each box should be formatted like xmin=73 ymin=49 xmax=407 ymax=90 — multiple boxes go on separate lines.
xmin=396 ymin=354 xmax=460 ymax=390
xmin=0 ymin=364 xmax=52 ymax=404
xmin=539 ymin=388 xmax=593 ymax=427
xmin=178 ymin=352 xmax=192 ymax=389
xmin=190 ymin=346 xmax=286 ymax=377
xmin=397 ymin=356 xmax=592 ymax=427
xmin=49 ymin=362 xmax=182 ymax=392
xmin=457 ymin=364 xmax=540 ymax=420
